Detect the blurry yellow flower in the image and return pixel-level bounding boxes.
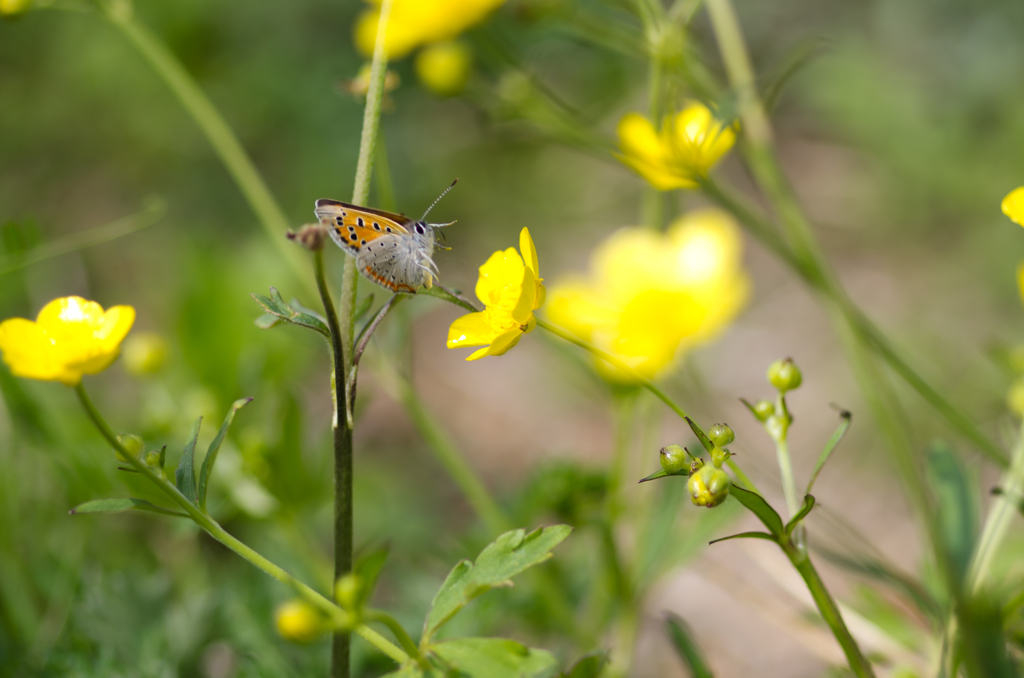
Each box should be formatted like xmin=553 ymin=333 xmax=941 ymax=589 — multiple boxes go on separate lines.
xmin=547 ymin=209 xmax=749 ymax=381
xmin=275 ymin=600 xmax=325 ymax=644
xmin=0 ymin=296 xmax=135 ymax=386
xmin=416 ymin=41 xmax=472 ymax=96
xmin=617 ymin=102 xmax=736 ymax=190
xmin=0 ymin=0 xmax=30 ymax=16
xmin=122 ymin=331 xmax=168 ymax=376
xmin=1003 ymin=187 xmax=1024 ymax=226
xmin=448 ymin=228 xmax=545 ymax=360
xmin=355 ymin=0 xmax=504 ymax=60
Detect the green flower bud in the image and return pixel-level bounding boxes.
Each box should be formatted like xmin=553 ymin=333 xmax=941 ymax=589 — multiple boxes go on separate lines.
xmin=752 ymin=400 xmax=775 ymax=422
xmin=687 ymin=465 xmax=730 ymax=508
xmin=767 ymin=358 xmax=802 ymax=392
xmin=708 ymin=423 xmax=735 ymax=447
xmin=335 ymin=573 xmax=362 ymax=612
xmin=275 ymin=600 xmax=325 ymax=644
xmin=115 ymin=433 xmax=143 ymax=462
xmin=660 ymin=445 xmax=688 ymax=474
xmin=710 ymin=446 xmax=731 ymax=469
xmin=144 ymin=450 xmax=161 ymax=467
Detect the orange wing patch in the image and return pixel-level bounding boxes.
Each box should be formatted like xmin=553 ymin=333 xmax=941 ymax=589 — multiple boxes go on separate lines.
xmin=315 ymin=199 xmax=410 ymax=253
xmin=363 ymin=266 xmax=416 ymax=293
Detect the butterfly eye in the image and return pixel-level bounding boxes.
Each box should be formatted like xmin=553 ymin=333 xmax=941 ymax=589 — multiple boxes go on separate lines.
xmin=414 ymin=224 xmax=425 ymax=234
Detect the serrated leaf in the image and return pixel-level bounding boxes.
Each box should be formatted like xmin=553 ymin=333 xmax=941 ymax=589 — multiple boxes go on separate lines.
xmin=685 ymin=417 xmax=714 ymax=454
xmin=198 ymin=398 xmax=252 ymax=512
xmin=784 ymin=495 xmax=816 ymax=536
xmin=728 ymin=485 xmax=784 ymax=539
xmin=255 ymin=313 xmax=282 ymax=329
xmin=665 ymin=614 xmax=714 ymax=678
xmin=250 ymin=290 xmax=329 ymax=337
xmin=806 ymin=409 xmax=851 ymax=495
xmin=707 ymin=531 xmax=777 ymax=546
xmin=423 ymin=525 xmax=572 ymax=642
xmin=69 ymin=498 xmax=188 ymax=518
xmin=175 ymin=417 xmax=202 ymax=504
xmin=561 ymin=651 xmax=609 ymax=678
xmin=432 ymin=638 xmax=558 ymax=678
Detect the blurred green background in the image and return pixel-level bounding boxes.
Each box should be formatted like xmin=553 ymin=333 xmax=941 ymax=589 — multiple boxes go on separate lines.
xmin=4 ymin=0 xmax=1024 ymax=676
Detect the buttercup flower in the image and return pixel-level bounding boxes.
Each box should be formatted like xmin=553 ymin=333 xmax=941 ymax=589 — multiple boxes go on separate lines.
xmin=415 ymin=41 xmax=472 ymax=96
xmin=355 ymin=0 xmax=504 ymax=60
xmin=0 ymin=296 xmax=135 ymax=385
xmin=1004 ymin=187 xmax=1024 ymax=227
xmin=617 ymin=101 xmax=736 ymax=190
xmin=547 ymin=209 xmax=749 ymax=382
xmin=447 ymin=228 xmax=545 ymax=360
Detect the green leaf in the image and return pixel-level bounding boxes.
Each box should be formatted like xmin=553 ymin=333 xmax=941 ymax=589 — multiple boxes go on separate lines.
xmin=728 ymin=485 xmax=784 ymax=538
xmin=175 ymin=417 xmax=202 ymax=504
xmin=738 ymin=397 xmax=759 ymax=421
xmin=784 ymin=495 xmax=816 ymax=536
xmin=560 ymin=651 xmax=609 ymax=678
xmin=432 ymin=637 xmax=558 ymax=678
xmin=685 ymin=417 xmax=714 ymax=454
xmin=423 ymin=525 xmax=572 ymax=643
xmin=69 ymin=498 xmax=188 ymax=518
xmin=254 ymin=313 xmax=282 ymax=329
xmin=806 ymin=409 xmax=851 ymax=495
xmin=198 ymin=398 xmax=252 ymax=511
xmin=380 ymin=664 xmax=434 ymax=678
xmin=817 ymin=547 xmax=942 ymax=623
xmin=354 ymin=546 xmax=389 ymax=611
xmin=707 ymin=531 xmax=777 ymax=546
xmin=638 ymin=469 xmax=671 ymax=483
xmin=665 ymin=614 xmax=714 ymax=678
xmin=251 ymin=288 xmax=330 ymax=337
xmin=926 ymin=442 xmax=978 ymax=589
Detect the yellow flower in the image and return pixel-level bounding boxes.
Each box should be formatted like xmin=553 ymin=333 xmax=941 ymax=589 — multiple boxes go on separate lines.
xmin=547 ymin=209 xmax=749 ymax=382
xmin=617 ymin=102 xmax=736 ymax=190
xmin=1003 ymin=187 xmax=1024 ymax=226
xmin=275 ymin=600 xmax=325 ymax=644
xmin=447 ymin=228 xmax=545 ymax=361
xmin=415 ymin=40 xmax=472 ymax=96
xmin=355 ymin=0 xmax=504 ymax=60
xmin=0 ymin=296 xmax=135 ymax=386
xmin=0 ymin=0 xmax=30 ymax=16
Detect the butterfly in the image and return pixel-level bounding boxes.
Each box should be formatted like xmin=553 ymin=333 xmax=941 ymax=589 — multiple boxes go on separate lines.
xmin=315 ymin=181 xmax=457 ymax=293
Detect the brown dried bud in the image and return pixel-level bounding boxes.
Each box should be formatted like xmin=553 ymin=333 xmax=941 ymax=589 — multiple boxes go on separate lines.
xmin=288 ymin=223 xmax=326 ymax=251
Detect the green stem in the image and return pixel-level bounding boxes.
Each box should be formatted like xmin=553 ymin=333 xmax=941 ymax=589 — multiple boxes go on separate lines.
xmin=102 ymin=4 xmax=312 ymax=297
xmin=968 ymin=421 xmax=1024 ymax=593
xmin=535 ymin=318 xmax=758 ymax=492
xmin=365 ymin=610 xmax=423 ymax=664
xmin=72 ymin=382 xmax=408 ymax=665
xmin=315 ymin=250 xmax=354 ymax=678
xmin=341 ymin=0 xmax=393 ymax=385
xmin=772 ymin=436 xmax=800 ymax=519
xmin=608 ymin=392 xmax=637 ymax=520
xmin=786 ymin=546 xmax=876 ymax=678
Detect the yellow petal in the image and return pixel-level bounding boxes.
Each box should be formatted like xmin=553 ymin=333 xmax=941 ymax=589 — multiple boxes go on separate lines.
xmin=617 ymin=113 xmax=664 ymax=163
xmin=615 ymin=153 xmax=696 ymax=191
xmin=484 ymin=328 xmax=523 ymax=357
xmin=533 ymin=280 xmax=546 ymax=310
xmin=510 ymin=265 xmax=536 ymax=325
xmin=447 ymin=310 xmax=502 ymax=348
xmin=466 ymin=346 xmax=492 ymax=361
xmin=520 ymin=227 xmax=539 ymax=277
xmin=475 ymin=247 xmax=525 ymax=311
xmin=670 ymin=102 xmax=736 ymax=174
xmin=1003 ymin=187 xmax=1024 ymax=226
xmin=0 ymin=317 xmax=66 ymax=382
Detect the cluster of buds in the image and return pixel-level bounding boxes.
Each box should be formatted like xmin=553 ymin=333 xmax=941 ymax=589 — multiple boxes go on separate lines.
xmin=657 ymin=421 xmax=736 ymax=508
xmin=747 ymin=357 xmax=803 ymax=441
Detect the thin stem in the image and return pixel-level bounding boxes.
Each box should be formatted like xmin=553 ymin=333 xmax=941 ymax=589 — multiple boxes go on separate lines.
xmin=609 ymin=392 xmax=638 ymax=520
xmin=72 ymin=382 xmax=408 ymax=665
xmin=102 ymin=5 xmax=313 ymax=297
xmin=364 ymin=610 xmax=423 ymax=664
xmin=772 ymin=436 xmax=800 ymax=519
xmin=314 ymin=250 xmax=354 ymax=678
xmin=341 ymin=0 xmax=394 ymax=384
xmin=787 ymin=548 xmax=876 ymax=678
xmin=968 ymin=420 xmax=1024 ymax=593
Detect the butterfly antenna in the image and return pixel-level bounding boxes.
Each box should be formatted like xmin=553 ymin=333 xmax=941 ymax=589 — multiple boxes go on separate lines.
xmin=421 ymin=178 xmax=458 ymax=221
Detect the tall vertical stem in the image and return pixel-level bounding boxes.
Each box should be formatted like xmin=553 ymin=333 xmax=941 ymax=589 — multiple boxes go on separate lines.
xmin=330 ymin=4 xmax=392 ymax=675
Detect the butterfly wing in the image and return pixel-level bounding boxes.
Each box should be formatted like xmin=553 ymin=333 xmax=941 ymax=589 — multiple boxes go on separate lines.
xmin=314 ymin=199 xmax=412 ymax=256
xmin=355 ymin=234 xmax=432 ymax=293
